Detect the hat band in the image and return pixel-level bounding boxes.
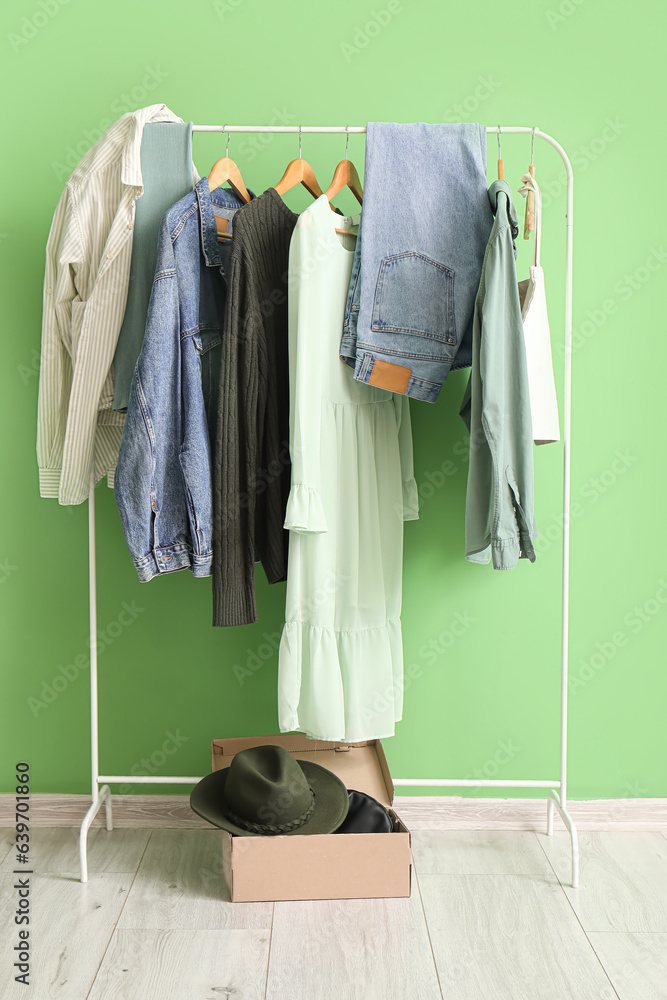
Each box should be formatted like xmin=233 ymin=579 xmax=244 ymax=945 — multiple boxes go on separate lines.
xmin=225 ymin=789 xmax=316 ymax=834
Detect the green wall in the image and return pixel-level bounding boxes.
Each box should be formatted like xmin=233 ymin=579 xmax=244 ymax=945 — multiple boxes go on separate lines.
xmin=1 ymin=0 xmax=664 ymax=800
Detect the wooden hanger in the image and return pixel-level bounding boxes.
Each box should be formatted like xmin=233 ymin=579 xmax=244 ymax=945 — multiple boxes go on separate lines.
xmin=325 ymin=127 xmax=363 ymax=205
xmin=273 ymin=126 xmax=323 ymax=199
xmin=325 ymin=126 xmax=363 ymax=236
xmin=208 ymin=127 xmax=251 ymax=240
xmin=523 ymin=127 xmax=537 ymax=240
xmin=496 ymin=125 xmax=504 ymax=180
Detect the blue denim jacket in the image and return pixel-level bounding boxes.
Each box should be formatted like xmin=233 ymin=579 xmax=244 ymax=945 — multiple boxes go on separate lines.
xmin=114 ymin=179 xmax=247 ymax=581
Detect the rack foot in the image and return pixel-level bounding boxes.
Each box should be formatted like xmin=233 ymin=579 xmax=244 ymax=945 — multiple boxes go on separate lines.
xmin=546 ymin=796 xmax=555 ymax=836
xmin=79 ymin=784 xmax=112 ymax=883
xmin=548 ymin=790 xmax=579 ymax=888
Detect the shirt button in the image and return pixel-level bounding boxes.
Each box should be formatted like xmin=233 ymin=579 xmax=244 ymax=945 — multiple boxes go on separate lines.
xmin=107 ymin=252 xmax=113 ymax=259
xmin=46 ymin=287 xmax=53 ymax=294
xmin=127 ymin=222 xmax=134 ymax=229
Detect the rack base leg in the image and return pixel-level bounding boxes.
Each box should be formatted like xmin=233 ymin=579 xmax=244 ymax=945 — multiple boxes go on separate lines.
xmin=546 ymin=796 xmax=555 ymax=836
xmin=79 ymin=785 xmax=112 ymax=883
xmin=547 ymin=790 xmax=579 ymax=889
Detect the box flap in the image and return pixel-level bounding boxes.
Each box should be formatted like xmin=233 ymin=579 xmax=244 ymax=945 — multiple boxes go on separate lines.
xmin=211 ymin=734 xmax=394 ymax=808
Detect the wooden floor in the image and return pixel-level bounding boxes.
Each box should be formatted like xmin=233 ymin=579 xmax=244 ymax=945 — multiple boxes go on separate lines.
xmin=1 ymin=827 xmax=666 ymax=999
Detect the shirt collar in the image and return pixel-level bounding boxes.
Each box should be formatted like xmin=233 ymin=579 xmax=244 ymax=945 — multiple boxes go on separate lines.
xmin=488 ymin=179 xmax=518 ymax=239
xmin=120 ymin=104 xmax=185 ymax=191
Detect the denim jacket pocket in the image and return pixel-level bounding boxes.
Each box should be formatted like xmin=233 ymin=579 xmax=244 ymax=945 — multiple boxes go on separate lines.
xmin=193 ymin=330 xmax=222 ymax=355
xmin=371 ymin=251 xmax=457 ymax=346
xmin=193 ymin=330 xmax=222 ymax=424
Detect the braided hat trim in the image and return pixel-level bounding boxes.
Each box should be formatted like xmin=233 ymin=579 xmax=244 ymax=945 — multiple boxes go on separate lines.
xmin=225 ymin=789 xmax=316 ymax=834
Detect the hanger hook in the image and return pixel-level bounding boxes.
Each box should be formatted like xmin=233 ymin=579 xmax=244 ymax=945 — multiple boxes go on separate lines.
xmin=345 ymin=125 xmax=349 ymax=160
xmin=224 ymin=124 xmax=230 ymax=158
xmin=531 ymin=126 xmax=537 ymax=164
xmin=298 ymin=125 xmax=302 ymax=159
xmin=497 ymin=125 xmax=502 ymax=160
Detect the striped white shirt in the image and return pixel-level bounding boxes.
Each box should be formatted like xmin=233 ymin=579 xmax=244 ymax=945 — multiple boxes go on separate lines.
xmin=37 ymin=104 xmax=199 ymax=505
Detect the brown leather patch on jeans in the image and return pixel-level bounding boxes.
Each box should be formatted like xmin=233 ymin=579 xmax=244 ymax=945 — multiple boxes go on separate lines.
xmin=368 ymin=359 xmax=411 ymax=394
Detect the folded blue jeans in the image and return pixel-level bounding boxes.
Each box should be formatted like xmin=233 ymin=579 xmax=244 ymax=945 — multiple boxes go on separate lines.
xmin=340 ymin=122 xmax=492 ymax=402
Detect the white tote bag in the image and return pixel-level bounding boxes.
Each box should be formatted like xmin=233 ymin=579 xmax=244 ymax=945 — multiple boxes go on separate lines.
xmin=517 ymin=173 xmax=560 ymax=445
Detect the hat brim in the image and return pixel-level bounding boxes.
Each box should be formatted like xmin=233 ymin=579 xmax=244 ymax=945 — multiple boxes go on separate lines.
xmin=190 ymin=758 xmax=350 ymax=836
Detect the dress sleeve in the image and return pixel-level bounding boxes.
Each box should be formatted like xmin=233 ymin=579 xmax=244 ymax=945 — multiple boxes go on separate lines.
xmin=391 ymin=394 xmax=419 ymax=521
xmin=283 ymin=214 xmax=327 ymax=534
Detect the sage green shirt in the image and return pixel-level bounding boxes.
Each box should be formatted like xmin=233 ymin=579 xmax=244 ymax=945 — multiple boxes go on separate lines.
xmin=459 ymin=180 xmax=538 ymax=570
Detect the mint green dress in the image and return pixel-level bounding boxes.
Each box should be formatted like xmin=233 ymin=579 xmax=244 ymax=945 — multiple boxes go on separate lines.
xmin=278 ymin=194 xmax=419 ymax=742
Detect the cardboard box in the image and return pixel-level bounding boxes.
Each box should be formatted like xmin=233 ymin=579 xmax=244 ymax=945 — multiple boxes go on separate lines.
xmin=210 ymin=734 xmax=412 ymax=902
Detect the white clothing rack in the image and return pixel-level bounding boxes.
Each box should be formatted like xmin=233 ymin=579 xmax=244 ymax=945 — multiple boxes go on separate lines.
xmin=79 ymin=124 xmax=578 ymax=887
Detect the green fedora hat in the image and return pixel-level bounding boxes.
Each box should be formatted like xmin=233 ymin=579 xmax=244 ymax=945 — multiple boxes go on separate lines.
xmin=190 ymin=744 xmax=350 ymax=836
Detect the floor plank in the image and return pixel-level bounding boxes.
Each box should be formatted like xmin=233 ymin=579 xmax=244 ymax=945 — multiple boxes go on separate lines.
xmin=0 ymin=827 xmax=150 ymax=874
xmin=117 ymin=830 xmax=272 ymax=930
xmin=266 ymin=891 xmax=442 ymax=1000
xmin=0 ymin=828 xmax=14 ymax=864
xmin=586 ymin=932 xmax=667 ymax=1000
xmin=538 ymin=832 xmax=667 ymax=931
xmin=411 ymin=831 xmax=553 ymax=875
xmin=87 ymin=929 xmax=270 ymax=1000
xmin=0 ymin=872 xmax=131 ymax=1000
xmin=418 ymin=873 xmax=615 ymax=1000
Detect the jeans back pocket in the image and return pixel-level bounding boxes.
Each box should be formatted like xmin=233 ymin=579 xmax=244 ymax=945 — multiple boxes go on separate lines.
xmin=371 ymin=251 xmax=456 ymax=348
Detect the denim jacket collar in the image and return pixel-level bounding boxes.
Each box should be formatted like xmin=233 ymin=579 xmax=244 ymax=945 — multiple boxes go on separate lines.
xmin=196 ymin=177 xmax=255 ymax=268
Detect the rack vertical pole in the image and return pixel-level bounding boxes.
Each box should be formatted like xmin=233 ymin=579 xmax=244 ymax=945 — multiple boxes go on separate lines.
xmin=79 ymin=474 xmax=112 ymax=882
xmin=88 ymin=472 xmax=99 ymax=806
xmin=541 ymin=130 xmax=579 ymax=887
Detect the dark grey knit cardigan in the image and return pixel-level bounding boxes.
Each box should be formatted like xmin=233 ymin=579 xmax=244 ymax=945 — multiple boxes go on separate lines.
xmin=212 ymin=187 xmax=297 ymax=626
